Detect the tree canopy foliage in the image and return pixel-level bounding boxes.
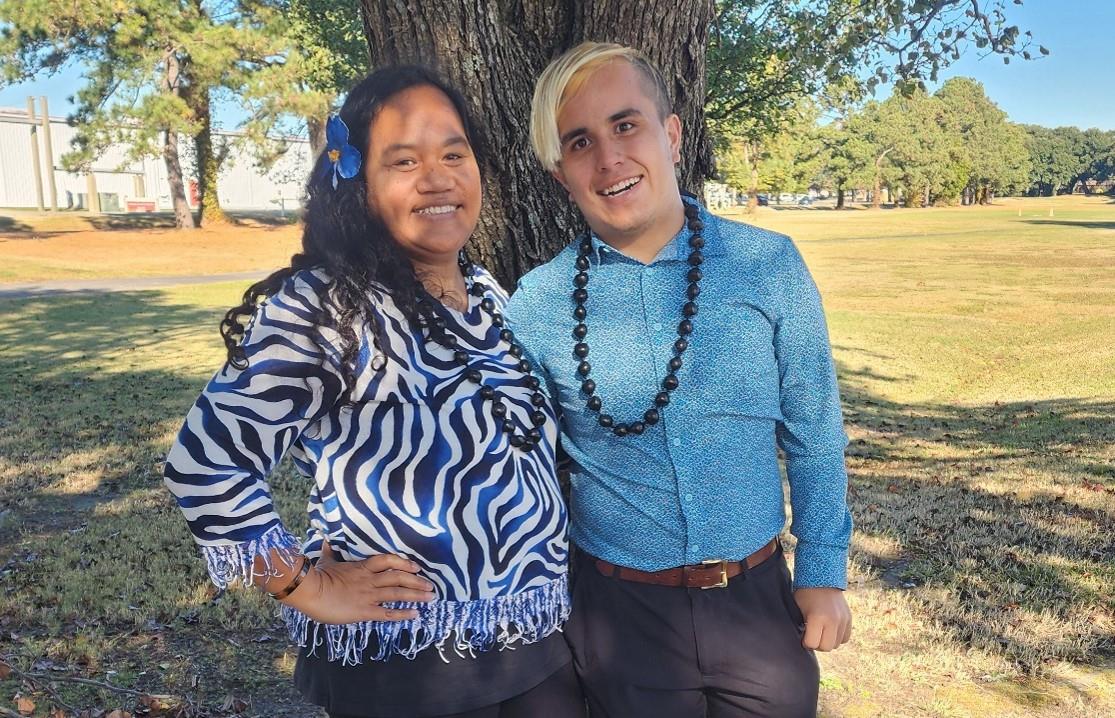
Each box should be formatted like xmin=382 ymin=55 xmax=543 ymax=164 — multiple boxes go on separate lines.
xmin=714 ymin=76 xmax=1109 ymax=208
xmin=0 ymin=0 xmax=361 ymax=227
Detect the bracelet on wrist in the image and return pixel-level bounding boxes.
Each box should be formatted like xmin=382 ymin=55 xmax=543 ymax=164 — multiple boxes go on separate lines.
xmin=268 ymin=555 xmax=311 ymax=600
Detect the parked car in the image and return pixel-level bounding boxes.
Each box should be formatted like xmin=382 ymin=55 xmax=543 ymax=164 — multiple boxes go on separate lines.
xmin=756 ymin=194 xmax=769 ymax=206
xmin=797 ymin=196 xmax=814 ymax=206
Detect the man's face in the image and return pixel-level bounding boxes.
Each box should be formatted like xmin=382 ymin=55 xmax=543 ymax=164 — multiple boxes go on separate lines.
xmin=551 ymin=60 xmax=682 ymax=245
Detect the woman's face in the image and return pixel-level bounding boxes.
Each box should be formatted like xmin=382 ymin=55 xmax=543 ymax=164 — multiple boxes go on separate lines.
xmin=364 ymin=85 xmax=482 ymax=269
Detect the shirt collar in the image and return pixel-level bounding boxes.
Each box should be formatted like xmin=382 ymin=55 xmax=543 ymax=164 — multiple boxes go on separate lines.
xmin=581 ymin=195 xmax=725 ymax=264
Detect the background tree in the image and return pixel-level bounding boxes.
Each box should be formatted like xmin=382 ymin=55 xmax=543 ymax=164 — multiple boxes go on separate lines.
xmin=0 ymin=0 xmax=295 ymax=228
xmin=1073 ymin=128 xmax=1115 ymax=194
xmin=1021 ymin=125 xmax=1115 ymax=196
xmin=1023 ymin=125 xmax=1083 ymax=196
xmin=239 ymin=0 xmax=368 ymax=162
xmin=935 ymin=77 xmax=1028 ymax=204
xmin=358 ymin=0 xmax=1035 ymax=286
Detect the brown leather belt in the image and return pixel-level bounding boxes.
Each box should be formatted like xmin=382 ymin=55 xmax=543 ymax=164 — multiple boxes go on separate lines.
xmin=593 ymin=539 xmax=779 ymax=589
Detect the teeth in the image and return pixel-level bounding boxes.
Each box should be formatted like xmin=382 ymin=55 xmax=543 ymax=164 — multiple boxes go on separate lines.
xmin=416 ymin=205 xmax=457 ymax=215
xmin=601 ymin=177 xmax=641 ymax=196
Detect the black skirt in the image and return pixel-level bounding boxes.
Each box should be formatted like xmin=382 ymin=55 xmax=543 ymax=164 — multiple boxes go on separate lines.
xmin=294 ymin=629 xmax=572 ymax=718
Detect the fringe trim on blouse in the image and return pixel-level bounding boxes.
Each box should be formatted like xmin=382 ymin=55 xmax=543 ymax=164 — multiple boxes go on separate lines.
xmin=281 ymin=572 xmax=571 ymax=665
xmin=199 ymin=524 xmax=302 ymax=590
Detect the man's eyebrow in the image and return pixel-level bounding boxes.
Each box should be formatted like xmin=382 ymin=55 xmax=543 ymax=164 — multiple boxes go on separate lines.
xmin=559 ymin=108 xmax=643 ymax=146
xmin=559 ymin=127 xmax=587 ymax=146
xmin=608 ymin=108 xmax=642 ymax=123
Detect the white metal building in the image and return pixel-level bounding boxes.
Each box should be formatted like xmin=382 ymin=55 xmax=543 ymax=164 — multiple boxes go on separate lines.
xmin=0 ymin=104 xmax=314 ymax=212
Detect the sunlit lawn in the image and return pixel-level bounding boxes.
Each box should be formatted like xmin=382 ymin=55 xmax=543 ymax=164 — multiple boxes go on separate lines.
xmin=0 ymin=211 xmax=300 ymax=283
xmin=0 ymin=195 xmax=1112 ymax=716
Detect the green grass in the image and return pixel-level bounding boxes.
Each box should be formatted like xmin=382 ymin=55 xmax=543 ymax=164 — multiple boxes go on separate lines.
xmin=740 ymin=195 xmax=1115 ymax=716
xmin=1 ymin=195 xmax=1113 ymax=717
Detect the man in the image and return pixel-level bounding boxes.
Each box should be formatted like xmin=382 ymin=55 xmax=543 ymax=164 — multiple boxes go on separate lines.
xmin=504 ymin=42 xmax=853 ymax=717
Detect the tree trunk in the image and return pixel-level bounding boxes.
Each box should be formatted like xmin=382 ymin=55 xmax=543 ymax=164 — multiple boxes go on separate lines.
xmin=162 ymin=51 xmax=195 ymax=230
xmin=835 ymin=186 xmax=845 ymax=210
xmin=742 ymin=141 xmax=759 ymax=211
xmin=359 ymin=0 xmax=715 ymax=288
xmin=307 ymin=115 xmax=328 ymax=159
xmin=164 ymin=129 xmax=196 ymax=229
xmin=192 ymin=90 xmax=227 ymax=226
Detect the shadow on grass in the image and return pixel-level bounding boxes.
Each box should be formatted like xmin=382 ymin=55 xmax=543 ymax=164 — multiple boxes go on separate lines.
xmin=838 ymin=359 xmax=1115 ymax=674
xmin=84 ymin=211 xmax=299 ymax=231
xmin=0 ymin=289 xmax=317 ymax=716
xmin=0 ymin=289 xmax=1110 ymax=714
xmin=0 ymin=215 xmax=33 ymax=232
xmin=0 ymin=210 xmax=299 ymax=238
xmin=1022 ymin=219 xmax=1115 ymax=232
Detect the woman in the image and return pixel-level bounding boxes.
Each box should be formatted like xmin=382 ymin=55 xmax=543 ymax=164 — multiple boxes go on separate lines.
xmin=163 ymin=66 xmax=581 ymax=718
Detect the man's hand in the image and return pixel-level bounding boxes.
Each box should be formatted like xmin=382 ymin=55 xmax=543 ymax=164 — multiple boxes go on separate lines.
xmin=793 ymin=587 xmax=852 ymax=652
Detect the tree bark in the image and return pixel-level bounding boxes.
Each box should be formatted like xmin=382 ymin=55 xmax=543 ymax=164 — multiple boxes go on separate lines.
xmin=359 ymin=0 xmax=715 ymax=288
xmin=742 ymin=141 xmax=759 ymax=211
xmin=835 ymin=186 xmax=845 ymax=209
xmin=163 ymin=51 xmax=196 ymax=229
xmin=164 ymin=129 xmax=196 ymax=229
xmin=307 ymin=115 xmax=328 ymax=159
xmin=192 ymin=89 xmax=228 ymax=226
xmin=871 ymin=149 xmax=891 ymax=209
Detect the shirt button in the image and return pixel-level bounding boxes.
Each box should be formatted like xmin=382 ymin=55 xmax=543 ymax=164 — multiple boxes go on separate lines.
xmin=672 ymin=438 xmax=681 ymax=447
xmin=692 ymin=544 xmax=701 ymax=553
xmin=652 ymin=322 xmax=663 ymax=331
xmin=684 ymin=493 xmax=694 ymax=502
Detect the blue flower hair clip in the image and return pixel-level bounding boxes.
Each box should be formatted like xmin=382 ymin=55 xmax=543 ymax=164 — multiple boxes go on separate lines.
xmin=324 ymin=115 xmax=361 ymax=189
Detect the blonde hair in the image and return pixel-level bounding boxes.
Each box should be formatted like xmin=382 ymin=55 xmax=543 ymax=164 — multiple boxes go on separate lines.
xmin=529 ymin=42 xmax=672 ymax=172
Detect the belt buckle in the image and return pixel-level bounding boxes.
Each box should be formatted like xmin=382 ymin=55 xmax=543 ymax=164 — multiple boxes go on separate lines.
xmin=700 ymin=558 xmax=729 ymax=589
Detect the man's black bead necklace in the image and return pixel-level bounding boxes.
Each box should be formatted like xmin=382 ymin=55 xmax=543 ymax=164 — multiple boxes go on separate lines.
xmin=571 ymin=200 xmax=704 ymax=437
xmin=418 ymin=255 xmax=548 ymax=452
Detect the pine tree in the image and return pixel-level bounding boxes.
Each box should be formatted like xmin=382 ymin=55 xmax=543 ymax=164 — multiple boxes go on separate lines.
xmin=0 ymin=0 xmax=293 ymax=228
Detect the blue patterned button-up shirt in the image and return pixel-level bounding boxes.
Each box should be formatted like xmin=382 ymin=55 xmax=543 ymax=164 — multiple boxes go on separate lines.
xmin=505 ymin=198 xmax=852 ymax=588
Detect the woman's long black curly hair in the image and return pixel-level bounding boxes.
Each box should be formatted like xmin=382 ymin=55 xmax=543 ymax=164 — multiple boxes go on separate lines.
xmin=219 ymin=65 xmax=483 ymax=394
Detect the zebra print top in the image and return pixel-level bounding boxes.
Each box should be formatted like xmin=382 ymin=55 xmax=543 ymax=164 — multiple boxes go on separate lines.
xmin=163 ymin=267 xmax=569 ymax=664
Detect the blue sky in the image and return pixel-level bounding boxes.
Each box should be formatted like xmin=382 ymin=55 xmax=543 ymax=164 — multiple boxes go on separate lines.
xmin=1 ymin=1 xmax=1111 ymax=132
xmin=923 ymin=0 xmax=1115 ymax=130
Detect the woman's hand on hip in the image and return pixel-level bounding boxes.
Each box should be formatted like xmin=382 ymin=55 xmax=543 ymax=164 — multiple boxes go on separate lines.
xmin=282 ymin=543 xmax=436 ymax=624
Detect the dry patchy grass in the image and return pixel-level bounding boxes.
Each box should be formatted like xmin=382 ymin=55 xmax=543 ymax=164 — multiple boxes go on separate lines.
xmin=1 ymin=195 xmax=1113 ymax=717
xmin=0 ymin=212 xmax=301 ymax=283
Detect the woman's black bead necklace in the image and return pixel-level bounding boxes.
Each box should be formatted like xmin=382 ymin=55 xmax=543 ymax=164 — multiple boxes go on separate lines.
xmin=571 ymin=200 xmax=704 ymax=437
xmin=419 ymin=256 xmax=548 ymax=452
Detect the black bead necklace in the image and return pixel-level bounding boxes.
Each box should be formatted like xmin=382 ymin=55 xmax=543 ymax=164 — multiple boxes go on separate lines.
xmin=571 ymin=200 xmax=704 ymax=437
xmin=418 ymin=255 xmax=548 ymax=452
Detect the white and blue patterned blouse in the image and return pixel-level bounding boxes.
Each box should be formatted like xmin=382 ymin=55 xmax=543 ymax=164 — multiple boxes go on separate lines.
xmin=164 ymin=267 xmax=569 ymax=664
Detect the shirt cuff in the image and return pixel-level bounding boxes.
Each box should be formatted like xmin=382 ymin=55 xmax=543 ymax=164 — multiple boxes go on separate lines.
xmin=790 ymin=539 xmax=848 ymax=590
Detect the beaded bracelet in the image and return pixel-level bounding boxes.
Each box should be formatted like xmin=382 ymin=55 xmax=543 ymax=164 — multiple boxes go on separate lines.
xmin=268 ymin=555 xmax=311 ymax=600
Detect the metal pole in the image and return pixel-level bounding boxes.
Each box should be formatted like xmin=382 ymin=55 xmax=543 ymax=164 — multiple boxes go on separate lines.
xmin=39 ymin=96 xmax=58 ymax=211
xmin=26 ymin=97 xmax=45 ymax=211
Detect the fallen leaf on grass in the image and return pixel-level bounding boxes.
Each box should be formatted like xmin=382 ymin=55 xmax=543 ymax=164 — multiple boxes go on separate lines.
xmin=15 ymin=695 xmax=36 ymax=716
xmin=138 ymin=694 xmax=175 ymax=713
xmin=0 ymin=660 xmax=10 ymax=679
xmin=106 ymin=710 xmax=132 ymax=718
xmin=221 ymin=694 xmax=249 ymax=713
